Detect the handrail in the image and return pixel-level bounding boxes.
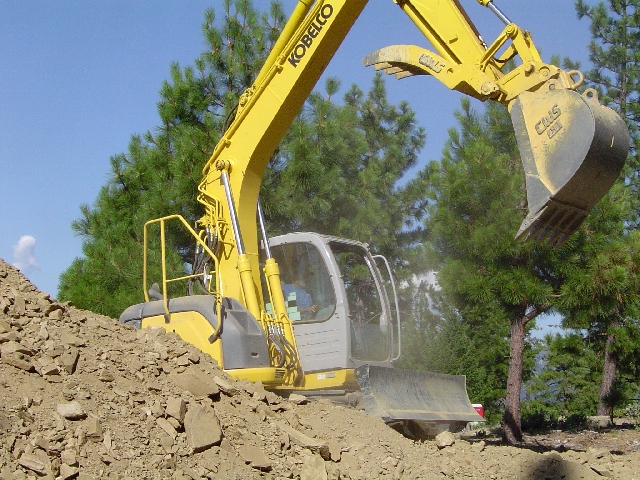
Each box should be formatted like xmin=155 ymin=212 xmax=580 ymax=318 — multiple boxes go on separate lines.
xmin=373 ymin=254 xmax=401 ymax=362
xmin=143 ymin=214 xmax=222 ymax=318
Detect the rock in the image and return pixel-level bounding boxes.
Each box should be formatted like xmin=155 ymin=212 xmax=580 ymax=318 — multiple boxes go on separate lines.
xmin=156 ymin=417 xmax=178 ymax=439
xmin=170 ymin=371 xmax=219 ymax=397
xmin=60 ymin=449 xmax=78 ymax=466
xmin=289 ymin=393 xmax=308 ymax=405
xmin=13 ymin=295 xmax=26 ymax=316
xmin=328 ymin=440 xmax=341 ymax=462
xmin=588 ymin=447 xmax=609 ymax=460
xmin=277 ymin=421 xmax=331 ymax=460
xmin=159 ymin=432 xmax=174 ymax=452
xmin=35 ymin=359 xmax=60 ymax=377
xmin=59 ymin=347 xmax=80 ymax=374
xmin=1 ymin=353 xmax=34 ymax=371
xmin=1 ymin=340 xmax=32 ymax=356
xmin=0 ymin=412 xmax=12 ymax=432
xmin=57 ymin=401 xmax=87 ymax=420
xmin=587 ymin=416 xmax=612 ymax=429
xmin=300 ymin=453 xmax=328 ymax=480
xmin=85 ymin=415 xmax=103 ymax=440
xmin=60 ymin=332 xmax=84 ymax=347
xmin=472 ymin=440 xmax=485 ymax=453
xmin=237 ymin=444 xmax=272 ymax=471
xmin=103 ymin=429 xmax=112 ymax=450
xmin=590 ymin=464 xmax=614 ymax=477
xmin=0 ymin=318 xmax=12 ymax=334
xmin=38 ymin=324 xmax=49 ymax=340
xmin=98 ymin=369 xmax=114 ymax=382
xmin=213 ymin=375 xmax=241 ymax=396
xmin=435 ymin=431 xmax=455 ymax=449
xmin=165 ymin=397 xmax=187 ymax=423
xmin=0 ymin=331 xmax=20 ymax=343
xmin=265 ymin=391 xmax=281 ymax=405
xmin=147 ymin=381 xmax=163 ymax=392
xmin=187 ymin=350 xmax=200 ymax=364
xmin=252 ymin=381 xmax=268 ymax=402
xmin=59 ymin=463 xmax=78 ymax=480
xmin=300 ymin=415 xmax=323 ymax=432
xmin=184 ymin=404 xmax=222 ymax=453
xmin=17 ymin=453 xmax=48 ymax=475
xmin=47 ymin=308 xmax=63 ymax=320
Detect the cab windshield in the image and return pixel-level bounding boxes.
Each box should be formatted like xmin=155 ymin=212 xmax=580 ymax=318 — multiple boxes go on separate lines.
xmin=270 ymin=242 xmax=336 ymax=322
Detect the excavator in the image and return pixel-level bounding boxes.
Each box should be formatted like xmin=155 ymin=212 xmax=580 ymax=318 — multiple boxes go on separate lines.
xmin=120 ymin=0 xmax=629 ymax=434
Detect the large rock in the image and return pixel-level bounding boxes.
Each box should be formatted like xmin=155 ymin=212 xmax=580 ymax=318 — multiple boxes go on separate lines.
xmin=237 ymin=444 xmax=272 ymax=471
xmin=56 ymin=401 xmax=87 ymax=420
xmin=277 ymin=421 xmax=330 ymax=460
xmin=170 ymin=370 xmax=219 ymax=397
xmin=435 ymin=431 xmax=455 ymax=449
xmin=300 ymin=453 xmax=328 ymax=480
xmin=165 ymin=397 xmax=187 ymax=423
xmin=184 ymin=404 xmax=222 ymax=453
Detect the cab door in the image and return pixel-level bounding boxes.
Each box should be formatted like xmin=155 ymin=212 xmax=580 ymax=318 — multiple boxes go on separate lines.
xmin=270 ymin=236 xmax=348 ymax=373
xmin=269 ymin=234 xmax=396 ymax=373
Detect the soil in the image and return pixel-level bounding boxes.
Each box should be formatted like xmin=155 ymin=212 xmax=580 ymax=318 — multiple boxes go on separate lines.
xmin=1 ymin=258 xmax=639 ymax=480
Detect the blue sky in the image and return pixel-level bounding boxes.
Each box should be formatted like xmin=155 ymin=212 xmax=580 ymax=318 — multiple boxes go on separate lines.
xmin=0 ymin=0 xmax=592 ymax=334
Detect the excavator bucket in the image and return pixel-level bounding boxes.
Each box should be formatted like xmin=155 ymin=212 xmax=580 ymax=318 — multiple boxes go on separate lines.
xmin=510 ymin=88 xmax=629 ymax=246
xmin=355 ymin=365 xmax=483 ymax=430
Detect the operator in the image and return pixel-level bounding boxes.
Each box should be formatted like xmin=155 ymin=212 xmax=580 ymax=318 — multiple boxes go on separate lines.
xmin=281 ymin=278 xmax=317 ymax=319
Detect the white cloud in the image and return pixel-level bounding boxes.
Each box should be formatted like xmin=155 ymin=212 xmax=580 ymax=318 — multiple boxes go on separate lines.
xmin=12 ymin=235 xmax=40 ymax=275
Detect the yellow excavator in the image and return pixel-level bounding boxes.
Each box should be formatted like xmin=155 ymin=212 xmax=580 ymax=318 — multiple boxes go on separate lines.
xmin=120 ymin=0 xmax=629 ymax=434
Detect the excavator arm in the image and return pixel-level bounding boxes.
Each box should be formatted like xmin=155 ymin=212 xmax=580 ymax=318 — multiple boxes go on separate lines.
xmin=363 ymin=0 xmax=629 ymax=245
xmin=195 ymin=0 xmax=628 ymax=322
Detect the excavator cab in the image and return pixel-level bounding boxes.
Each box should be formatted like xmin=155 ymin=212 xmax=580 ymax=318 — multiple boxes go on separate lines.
xmin=268 ymin=232 xmax=398 ymax=370
xmin=268 ymin=233 xmax=482 ymax=433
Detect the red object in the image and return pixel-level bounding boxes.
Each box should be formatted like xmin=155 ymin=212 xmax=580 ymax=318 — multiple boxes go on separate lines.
xmin=472 ymin=404 xmax=484 ymax=418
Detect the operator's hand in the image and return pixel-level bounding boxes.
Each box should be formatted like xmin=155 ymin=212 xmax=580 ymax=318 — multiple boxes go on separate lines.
xmin=301 ymin=305 xmax=318 ymax=314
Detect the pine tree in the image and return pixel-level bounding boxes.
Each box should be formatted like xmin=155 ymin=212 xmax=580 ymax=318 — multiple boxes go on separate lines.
xmin=526 ymin=333 xmax=602 ymax=419
xmin=576 ymin=0 xmax=640 ymax=194
xmin=59 ymin=1 xmax=286 ymax=317
xmin=556 ymin=223 xmax=640 ymax=418
xmin=59 ymin=2 xmax=427 ymax=320
xmin=556 ymin=0 xmax=640 ymax=416
xmin=416 ymin=99 xmax=561 ymax=444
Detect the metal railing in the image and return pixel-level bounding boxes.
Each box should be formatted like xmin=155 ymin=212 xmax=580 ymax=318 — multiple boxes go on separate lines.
xmin=143 ymin=214 xmax=222 ymax=318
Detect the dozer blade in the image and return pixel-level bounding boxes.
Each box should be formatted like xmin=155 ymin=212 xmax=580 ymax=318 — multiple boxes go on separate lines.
xmin=354 ymin=365 xmax=483 ymax=424
xmin=510 ymin=88 xmax=629 ymax=246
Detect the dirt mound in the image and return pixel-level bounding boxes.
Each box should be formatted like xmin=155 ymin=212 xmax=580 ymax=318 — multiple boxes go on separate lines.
xmin=0 ymin=258 xmax=639 ymax=479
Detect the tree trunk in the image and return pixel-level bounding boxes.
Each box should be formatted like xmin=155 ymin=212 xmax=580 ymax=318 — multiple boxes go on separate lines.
xmin=597 ymin=328 xmax=618 ymax=419
xmin=502 ymin=313 xmax=527 ymax=445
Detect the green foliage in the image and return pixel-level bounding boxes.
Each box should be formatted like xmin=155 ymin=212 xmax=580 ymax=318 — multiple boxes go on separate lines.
xmin=624 ymin=401 xmax=640 ymax=427
xmin=575 ymin=0 xmax=640 ymax=181
xmin=526 ymin=333 xmax=601 ymax=418
xmin=520 ymin=405 xmax=589 ymax=433
xmin=529 ymin=0 xmax=640 ymax=420
xmin=59 ymin=2 xmax=427 ymax=318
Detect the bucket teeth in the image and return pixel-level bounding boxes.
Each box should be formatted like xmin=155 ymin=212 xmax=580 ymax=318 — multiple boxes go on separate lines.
xmin=518 ymin=200 xmax=588 ymax=247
